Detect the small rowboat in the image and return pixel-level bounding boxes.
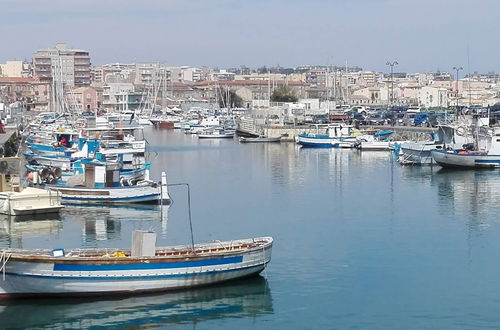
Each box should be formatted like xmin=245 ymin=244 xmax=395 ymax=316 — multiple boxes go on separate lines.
xmin=0 ymin=236 xmax=273 ymax=298
xmin=197 ymin=129 xmax=234 ymax=139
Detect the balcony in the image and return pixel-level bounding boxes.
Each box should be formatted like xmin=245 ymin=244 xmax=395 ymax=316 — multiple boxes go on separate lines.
xmin=34 ymin=57 xmax=51 ymax=63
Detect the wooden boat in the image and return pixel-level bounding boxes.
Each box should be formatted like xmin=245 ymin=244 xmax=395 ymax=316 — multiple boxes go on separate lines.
xmin=0 ymin=234 xmax=273 ymax=298
xmin=239 ymin=136 xmax=281 ymax=143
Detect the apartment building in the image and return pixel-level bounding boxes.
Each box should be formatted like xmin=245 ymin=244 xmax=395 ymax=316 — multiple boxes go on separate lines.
xmin=33 ymin=43 xmax=91 ymax=87
xmin=102 ymin=83 xmax=137 ymax=112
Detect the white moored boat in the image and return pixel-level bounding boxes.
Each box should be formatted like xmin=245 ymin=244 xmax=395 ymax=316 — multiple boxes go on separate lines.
xmin=0 ymin=157 xmax=63 ymax=216
xmin=0 ymin=187 xmax=63 ymax=216
xmin=198 ymin=128 xmax=234 ymax=139
xmin=0 ymin=233 xmax=273 ymax=298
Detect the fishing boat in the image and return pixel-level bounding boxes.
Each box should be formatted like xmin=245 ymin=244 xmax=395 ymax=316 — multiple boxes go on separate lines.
xmin=36 ymin=162 xmax=171 ymax=205
xmin=0 ymin=233 xmax=273 ymax=298
xmin=398 ymin=124 xmax=476 ymax=165
xmin=431 ymin=124 xmax=500 ymax=168
xmin=297 ymin=124 xmax=354 ymax=148
xmin=239 ymin=136 xmax=281 ymax=143
xmin=26 ymin=161 xmax=151 ymax=184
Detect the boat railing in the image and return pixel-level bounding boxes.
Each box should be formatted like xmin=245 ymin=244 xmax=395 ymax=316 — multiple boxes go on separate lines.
xmin=0 ymin=250 xmax=12 ymax=281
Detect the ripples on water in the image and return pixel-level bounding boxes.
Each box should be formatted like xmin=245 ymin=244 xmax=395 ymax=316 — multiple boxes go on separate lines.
xmin=2 ymin=129 xmax=500 ymax=329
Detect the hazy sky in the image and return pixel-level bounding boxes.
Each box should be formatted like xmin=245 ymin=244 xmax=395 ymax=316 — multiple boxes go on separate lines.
xmin=1 ymin=0 xmax=499 ymax=73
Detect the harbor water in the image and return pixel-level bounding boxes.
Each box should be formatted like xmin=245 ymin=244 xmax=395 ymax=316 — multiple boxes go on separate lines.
xmin=2 ymin=128 xmax=500 ymax=329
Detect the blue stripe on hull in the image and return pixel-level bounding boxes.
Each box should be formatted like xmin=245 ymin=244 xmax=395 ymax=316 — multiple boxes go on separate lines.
xmin=298 ymin=142 xmax=333 ymax=148
xmin=474 ymin=159 xmax=500 ymax=164
xmin=62 ymin=193 xmax=161 ymax=203
xmin=53 ymin=256 xmax=243 ymax=271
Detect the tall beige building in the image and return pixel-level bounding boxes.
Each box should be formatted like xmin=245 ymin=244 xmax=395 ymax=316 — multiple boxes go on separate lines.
xmin=33 ymin=43 xmax=91 ymax=87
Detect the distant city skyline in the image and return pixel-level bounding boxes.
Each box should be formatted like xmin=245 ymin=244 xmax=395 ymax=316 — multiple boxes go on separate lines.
xmin=2 ymin=0 xmax=499 ymax=74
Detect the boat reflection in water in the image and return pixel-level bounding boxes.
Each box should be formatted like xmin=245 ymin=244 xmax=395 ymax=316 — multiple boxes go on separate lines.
xmin=0 ymin=213 xmax=62 ymax=248
xmin=431 ymin=168 xmax=500 ymax=220
xmin=0 ymin=276 xmax=273 ymax=329
xmin=63 ymin=204 xmax=171 ymax=244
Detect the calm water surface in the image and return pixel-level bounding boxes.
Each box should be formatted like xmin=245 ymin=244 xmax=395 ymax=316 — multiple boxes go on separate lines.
xmin=2 ymin=128 xmax=500 ymax=329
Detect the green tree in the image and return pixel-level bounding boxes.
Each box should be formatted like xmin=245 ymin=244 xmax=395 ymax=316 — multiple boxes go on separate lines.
xmin=271 ymin=85 xmax=298 ymax=103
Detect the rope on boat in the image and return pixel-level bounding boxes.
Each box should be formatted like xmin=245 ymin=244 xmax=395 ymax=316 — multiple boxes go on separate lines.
xmin=0 ymin=250 xmax=12 ymax=281
xmin=166 ymin=183 xmax=195 ymax=253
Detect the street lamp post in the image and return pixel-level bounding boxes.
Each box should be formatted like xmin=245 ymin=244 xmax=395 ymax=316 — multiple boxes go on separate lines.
xmin=386 ymin=61 xmax=398 ymax=107
xmin=452 ymin=66 xmax=463 ymax=109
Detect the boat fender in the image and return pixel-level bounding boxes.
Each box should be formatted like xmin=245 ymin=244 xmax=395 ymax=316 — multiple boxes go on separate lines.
xmin=456 ymin=126 xmax=467 ymax=136
xmin=120 ymin=177 xmax=129 ymax=186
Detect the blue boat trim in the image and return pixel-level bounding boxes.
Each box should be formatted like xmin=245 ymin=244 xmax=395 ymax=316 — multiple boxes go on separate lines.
xmin=474 ymin=159 xmax=500 ymax=163
xmin=53 ymin=256 xmax=243 ymax=271
xmin=298 ymin=143 xmax=333 ymax=148
xmin=62 ymin=193 xmax=161 ymax=202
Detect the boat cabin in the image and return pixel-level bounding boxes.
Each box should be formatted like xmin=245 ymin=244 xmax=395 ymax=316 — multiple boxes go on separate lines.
xmin=83 ymin=163 xmax=122 ymax=188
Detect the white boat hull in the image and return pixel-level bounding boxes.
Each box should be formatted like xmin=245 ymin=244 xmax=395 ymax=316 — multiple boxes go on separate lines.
xmin=399 ymin=142 xmax=443 ymax=165
xmin=49 ymin=183 xmax=170 ymax=205
xmin=358 ymin=141 xmax=393 ymax=150
xmin=0 ymin=188 xmax=63 ymax=216
xmin=431 ymin=150 xmax=500 ymax=168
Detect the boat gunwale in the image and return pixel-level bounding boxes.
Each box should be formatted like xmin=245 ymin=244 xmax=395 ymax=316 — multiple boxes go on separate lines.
xmin=1 ymin=237 xmax=273 ymax=264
